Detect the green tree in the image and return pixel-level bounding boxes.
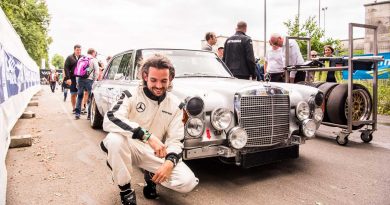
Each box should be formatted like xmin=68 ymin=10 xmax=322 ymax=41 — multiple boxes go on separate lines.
xmin=51 ymin=54 xmax=64 ymax=69
xmin=0 ymin=0 xmax=51 ymax=68
xmin=284 ymin=15 xmax=342 ymax=58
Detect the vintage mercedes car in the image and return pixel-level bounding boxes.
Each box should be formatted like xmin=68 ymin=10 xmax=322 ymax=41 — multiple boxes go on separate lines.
xmin=90 ymin=49 xmax=324 ymax=168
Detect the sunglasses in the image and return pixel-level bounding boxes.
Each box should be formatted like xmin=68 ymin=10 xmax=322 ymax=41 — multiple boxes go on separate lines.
xmin=311 ymin=55 xmax=317 ymax=57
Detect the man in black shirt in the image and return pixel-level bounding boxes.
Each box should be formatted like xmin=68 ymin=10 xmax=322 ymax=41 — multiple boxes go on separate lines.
xmin=63 ymin=44 xmax=82 ymax=113
xmin=222 ymin=21 xmax=256 ymax=80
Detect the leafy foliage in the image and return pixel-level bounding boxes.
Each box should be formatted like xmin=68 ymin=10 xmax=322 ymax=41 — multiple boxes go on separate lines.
xmin=284 ymin=15 xmax=342 ymax=58
xmin=0 ymin=0 xmax=52 ymax=68
xmin=51 ymin=54 xmax=64 ymax=69
xmin=357 ymin=80 xmax=390 ymax=115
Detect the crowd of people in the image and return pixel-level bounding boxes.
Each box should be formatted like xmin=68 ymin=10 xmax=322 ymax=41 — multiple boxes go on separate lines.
xmin=60 ymin=44 xmax=111 ymax=120
xmin=202 ymin=21 xmax=338 ymax=83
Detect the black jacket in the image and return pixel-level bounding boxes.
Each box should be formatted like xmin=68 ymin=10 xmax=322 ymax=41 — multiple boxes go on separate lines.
xmin=222 ymin=31 xmax=256 ymax=78
xmin=64 ymin=54 xmax=79 ymax=80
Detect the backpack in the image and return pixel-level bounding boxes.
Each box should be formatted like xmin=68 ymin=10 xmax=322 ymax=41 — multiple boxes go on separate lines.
xmin=74 ymin=56 xmax=92 ymax=78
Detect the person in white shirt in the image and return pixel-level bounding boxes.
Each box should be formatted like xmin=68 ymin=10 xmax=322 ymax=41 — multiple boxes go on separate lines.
xmin=264 ymin=33 xmax=304 ymax=83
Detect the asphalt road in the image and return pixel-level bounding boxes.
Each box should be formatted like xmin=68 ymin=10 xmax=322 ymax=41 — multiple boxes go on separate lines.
xmin=6 ymin=86 xmax=390 ymax=205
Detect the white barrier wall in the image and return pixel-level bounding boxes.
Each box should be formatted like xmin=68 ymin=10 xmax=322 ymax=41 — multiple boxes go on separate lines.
xmin=0 ymin=8 xmax=41 ymax=205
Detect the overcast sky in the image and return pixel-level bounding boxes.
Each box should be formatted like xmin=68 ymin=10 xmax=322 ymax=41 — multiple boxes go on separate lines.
xmin=46 ymin=0 xmax=371 ymax=60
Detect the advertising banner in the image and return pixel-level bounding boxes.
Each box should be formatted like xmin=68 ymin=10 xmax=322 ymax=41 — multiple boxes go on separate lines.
xmin=342 ymin=52 xmax=390 ymax=79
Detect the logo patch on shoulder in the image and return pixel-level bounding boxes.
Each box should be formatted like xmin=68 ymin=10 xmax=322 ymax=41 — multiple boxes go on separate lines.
xmin=136 ymin=102 xmax=146 ymax=112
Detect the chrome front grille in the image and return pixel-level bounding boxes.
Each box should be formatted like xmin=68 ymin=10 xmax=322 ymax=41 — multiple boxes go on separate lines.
xmin=239 ymin=95 xmax=290 ymax=147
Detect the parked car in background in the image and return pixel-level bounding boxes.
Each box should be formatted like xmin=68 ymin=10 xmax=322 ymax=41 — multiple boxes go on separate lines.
xmin=90 ymin=49 xmax=324 ymax=168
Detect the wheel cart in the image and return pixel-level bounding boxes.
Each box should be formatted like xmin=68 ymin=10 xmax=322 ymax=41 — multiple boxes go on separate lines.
xmin=284 ymin=23 xmax=384 ymax=146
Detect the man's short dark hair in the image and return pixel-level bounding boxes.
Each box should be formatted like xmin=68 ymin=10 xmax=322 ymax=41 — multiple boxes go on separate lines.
xmin=237 ymin=21 xmax=247 ymax=30
xmin=205 ymin=32 xmax=216 ymax=41
xmin=74 ymin=44 xmax=81 ymax=50
xmin=218 ymin=47 xmax=224 ymax=50
xmin=87 ymin=48 xmax=96 ymax=55
xmin=141 ymin=54 xmax=175 ymax=84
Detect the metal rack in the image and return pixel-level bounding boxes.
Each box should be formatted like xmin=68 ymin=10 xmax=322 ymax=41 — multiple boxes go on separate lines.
xmin=284 ymin=23 xmax=384 ymax=145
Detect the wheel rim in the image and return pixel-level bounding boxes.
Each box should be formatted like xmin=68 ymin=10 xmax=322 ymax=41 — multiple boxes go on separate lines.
xmin=91 ymin=98 xmax=95 ymax=125
xmin=344 ymin=89 xmax=371 ymax=121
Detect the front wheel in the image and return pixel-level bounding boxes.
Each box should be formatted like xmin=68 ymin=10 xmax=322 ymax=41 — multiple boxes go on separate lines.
xmin=90 ymin=96 xmax=103 ymax=129
xmin=361 ymin=132 xmax=373 ymax=143
xmin=336 ymin=135 xmax=349 ymax=146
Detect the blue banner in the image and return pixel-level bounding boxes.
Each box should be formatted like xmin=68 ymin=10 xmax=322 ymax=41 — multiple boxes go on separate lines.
xmin=342 ymin=52 xmax=390 ymax=79
xmin=0 ymin=45 xmax=40 ymax=104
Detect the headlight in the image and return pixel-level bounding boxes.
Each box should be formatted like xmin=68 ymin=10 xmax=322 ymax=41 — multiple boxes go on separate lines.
xmin=314 ymin=107 xmax=324 ymax=122
xmin=302 ymin=119 xmax=316 ymax=138
xmin=296 ymin=101 xmax=310 ymax=121
xmin=211 ymin=108 xmax=232 ymax=130
xmin=314 ymin=92 xmax=324 ymax=106
xmin=186 ymin=97 xmax=204 ymax=116
xmin=227 ymin=127 xmax=248 ymax=149
xmin=185 ymin=117 xmax=204 ymax=137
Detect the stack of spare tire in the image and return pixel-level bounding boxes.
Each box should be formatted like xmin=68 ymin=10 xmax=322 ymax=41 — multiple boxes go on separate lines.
xmin=300 ymin=82 xmax=372 ymax=130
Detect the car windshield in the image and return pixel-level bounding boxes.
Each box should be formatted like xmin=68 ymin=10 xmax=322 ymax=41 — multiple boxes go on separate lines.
xmin=139 ymin=49 xmax=232 ymax=78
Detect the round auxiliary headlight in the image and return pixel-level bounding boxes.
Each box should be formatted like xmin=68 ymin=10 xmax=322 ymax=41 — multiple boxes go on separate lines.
xmin=314 ymin=107 xmax=324 ymax=122
xmin=228 ymin=127 xmax=248 ymax=149
xmin=314 ymin=92 xmax=324 ymax=106
xmin=302 ymin=119 xmax=317 ymax=138
xmin=186 ymin=117 xmax=204 ymax=137
xmin=296 ymin=101 xmax=310 ymax=121
xmin=186 ymin=97 xmax=204 ymax=116
xmin=211 ymin=108 xmax=232 ymax=131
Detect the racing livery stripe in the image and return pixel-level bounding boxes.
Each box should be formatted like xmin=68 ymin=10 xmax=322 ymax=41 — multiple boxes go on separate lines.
xmin=107 ymin=91 xmax=134 ymax=132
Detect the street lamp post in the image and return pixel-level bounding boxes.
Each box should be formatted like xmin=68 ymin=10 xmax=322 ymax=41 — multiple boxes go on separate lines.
xmin=264 ymin=0 xmax=267 ymax=58
xmin=322 ymin=7 xmax=328 ymax=38
xmin=318 ymin=0 xmax=321 ymax=29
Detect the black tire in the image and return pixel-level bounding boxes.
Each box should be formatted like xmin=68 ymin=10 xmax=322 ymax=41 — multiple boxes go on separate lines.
xmin=336 ymin=135 xmax=349 ymax=146
xmin=326 ymin=83 xmax=372 ymax=129
xmin=317 ymin=82 xmax=339 ymax=122
xmin=361 ymin=133 xmax=373 ymax=143
xmin=90 ymin=96 xmax=103 ymax=129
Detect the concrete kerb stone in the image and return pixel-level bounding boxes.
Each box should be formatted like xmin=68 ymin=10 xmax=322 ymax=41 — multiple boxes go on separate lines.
xmin=9 ymin=134 xmax=32 ymax=148
xmin=21 ymin=111 xmax=36 ymax=119
xmin=28 ymin=101 xmax=39 ymax=106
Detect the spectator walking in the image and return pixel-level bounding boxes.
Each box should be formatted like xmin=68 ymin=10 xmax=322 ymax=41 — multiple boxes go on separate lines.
xmin=222 ymin=21 xmax=256 ymax=80
xmin=47 ymin=68 xmax=58 ymax=92
xmin=64 ymin=44 xmax=82 ymax=113
xmin=202 ymin=32 xmax=217 ymax=51
xmin=75 ymin=48 xmax=100 ymax=120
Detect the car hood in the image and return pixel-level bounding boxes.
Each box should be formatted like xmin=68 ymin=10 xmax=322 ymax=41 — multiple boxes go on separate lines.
xmin=171 ymin=77 xmax=283 ymax=111
xmin=270 ymin=82 xmax=319 ymax=105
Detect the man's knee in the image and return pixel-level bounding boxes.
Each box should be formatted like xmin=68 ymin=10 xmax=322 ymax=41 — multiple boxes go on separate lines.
xmin=174 ymin=171 xmax=199 ymax=193
xmin=103 ymin=133 xmax=125 ymax=153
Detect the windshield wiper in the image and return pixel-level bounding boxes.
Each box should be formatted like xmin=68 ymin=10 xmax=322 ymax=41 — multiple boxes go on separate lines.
xmin=177 ymin=72 xmax=230 ymax=78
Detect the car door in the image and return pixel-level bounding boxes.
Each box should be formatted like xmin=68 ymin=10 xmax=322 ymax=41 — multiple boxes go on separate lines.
xmin=94 ymin=54 xmax=124 ymax=115
xmin=101 ymin=51 xmax=136 ymax=114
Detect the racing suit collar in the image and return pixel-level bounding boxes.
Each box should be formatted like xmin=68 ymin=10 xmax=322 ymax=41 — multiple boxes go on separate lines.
xmin=143 ymin=87 xmax=166 ymax=105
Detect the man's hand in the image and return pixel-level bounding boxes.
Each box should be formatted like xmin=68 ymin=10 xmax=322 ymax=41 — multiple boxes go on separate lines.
xmin=147 ymin=135 xmax=166 ymax=158
xmin=66 ymin=79 xmax=72 ymax=86
xmin=152 ymin=160 xmax=174 ymax=184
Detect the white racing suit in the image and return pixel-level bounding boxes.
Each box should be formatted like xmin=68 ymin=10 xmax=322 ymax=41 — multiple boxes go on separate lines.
xmin=102 ymin=86 xmax=199 ymax=193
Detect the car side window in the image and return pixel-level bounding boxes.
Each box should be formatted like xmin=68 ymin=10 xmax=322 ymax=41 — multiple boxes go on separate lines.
xmin=107 ymin=55 xmax=123 ymax=80
xmin=116 ymin=52 xmax=132 ymax=80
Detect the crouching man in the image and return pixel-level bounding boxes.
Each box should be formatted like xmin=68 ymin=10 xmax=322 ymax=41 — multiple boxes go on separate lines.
xmin=100 ymin=54 xmax=199 ymax=205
